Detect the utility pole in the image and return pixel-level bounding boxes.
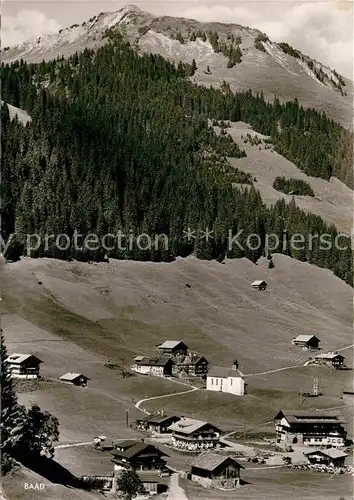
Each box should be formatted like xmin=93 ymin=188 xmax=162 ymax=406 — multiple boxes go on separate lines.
xmin=125 ymin=409 xmax=129 ymax=427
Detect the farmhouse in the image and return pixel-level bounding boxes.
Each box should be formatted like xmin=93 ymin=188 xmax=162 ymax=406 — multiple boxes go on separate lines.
xmin=132 ymin=356 xmax=174 ymax=377
xmin=6 ymin=353 xmax=42 ymax=379
xmin=168 ymin=418 xmax=222 ymax=452
xmin=206 ymin=361 xmax=245 ymax=396
xmin=275 ymin=410 xmax=346 ymax=447
xmin=135 ymin=414 xmax=181 ymax=434
xmin=59 ymin=373 xmax=90 ymax=386
xmin=191 ymin=452 xmax=244 ymax=489
xmin=157 ymin=341 xmax=188 ymax=357
xmin=292 ymin=335 xmax=320 ymax=349
xmin=111 ymin=440 xmax=170 ymax=495
xmin=251 ymin=280 xmax=267 ymax=290
xmin=304 ymin=449 xmax=348 ymax=468
xmin=172 ymin=354 xmax=209 ymax=377
xmin=313 ymin=352 xmax=345 ymax=368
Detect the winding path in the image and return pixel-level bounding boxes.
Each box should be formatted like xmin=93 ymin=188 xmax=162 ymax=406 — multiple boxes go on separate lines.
xmin=244 ymin=364 xmax=300 ymax=378
xmin=135 ymin=385 xmax=199 ymax=415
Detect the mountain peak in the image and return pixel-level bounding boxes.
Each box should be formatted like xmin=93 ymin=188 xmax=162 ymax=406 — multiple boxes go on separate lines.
xmin=1 ymin=5 xmax=352 ymax=128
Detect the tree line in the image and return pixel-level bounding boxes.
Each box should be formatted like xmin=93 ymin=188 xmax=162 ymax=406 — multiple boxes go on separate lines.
xmin=0 ymin=35 xmax=352 ymax=285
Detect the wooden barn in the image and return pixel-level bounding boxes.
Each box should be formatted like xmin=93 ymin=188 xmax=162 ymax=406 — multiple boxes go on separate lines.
xmin=292 ymin=335 xmax=320 ymax=349
xmin=191 ymin=452 xmax=243 ymax=489
xmin=59 ymin=372 xmax=90 ymax=386
xmin=251 ymin=280 xmax=267 ymax=291
xmin=157 ymin=341 xmax=188 ymax=357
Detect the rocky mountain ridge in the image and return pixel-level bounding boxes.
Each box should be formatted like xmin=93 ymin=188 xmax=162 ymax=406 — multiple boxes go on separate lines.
xmin=2 ymin=5 xmax=353 ymax=128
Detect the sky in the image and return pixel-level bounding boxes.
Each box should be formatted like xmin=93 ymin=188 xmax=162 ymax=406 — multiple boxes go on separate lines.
xmin=2 ymin=1 xmax=353 ymax=79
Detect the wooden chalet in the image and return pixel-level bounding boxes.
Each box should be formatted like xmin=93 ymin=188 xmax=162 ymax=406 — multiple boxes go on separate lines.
xmin=168 ymin=418 xmax=222 ymax=452
xmin=111 ymin=440 xmax=168 ymax=471
xmin=292 ymin=335 xmax=320 ymax=349
xmin=157 ymin=341 xmax=188 ymax=357
xmin=6 ymin=353 xmax=42 ymax=379
xmin=135 ymin=414 xmax=181 ymax=434
xmin=172 ymin=354 xmax=209 ymax=377
xmin=313 ymin=352 xmax=345 ymax=368
xmin=191 ymin=452 xmax=244 ymax=488
xmin=304 ymin=448 xmax=347 ymax=468
xmin=112 ymin=440 xmax=170 ymax=495
xmin=275 ymin=410 xmax=346 ymax=447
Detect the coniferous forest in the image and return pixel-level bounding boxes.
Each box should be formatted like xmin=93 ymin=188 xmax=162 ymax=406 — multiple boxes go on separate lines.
xmin=0 ymin=33 xmax=352 ymax=285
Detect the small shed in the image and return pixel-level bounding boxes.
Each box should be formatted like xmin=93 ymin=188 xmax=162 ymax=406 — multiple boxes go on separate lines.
xmin=292 ymin=335 xmax=320 ymax=349
xmin=304 ymin=448 xmax=347 ymax=467
xmin=251 ymin=280 xmax=267 ymax=291
xmin=314 ymin=352 xmax=344 ymax=368
xmin=59 ymin=372 xmax=90 ymax=387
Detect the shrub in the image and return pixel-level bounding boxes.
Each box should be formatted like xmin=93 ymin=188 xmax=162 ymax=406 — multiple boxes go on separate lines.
xmin=273 ymin=177 xmax=315 ymax=196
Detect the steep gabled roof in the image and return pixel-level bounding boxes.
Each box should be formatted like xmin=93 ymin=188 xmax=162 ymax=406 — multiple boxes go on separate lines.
xmin=179 ymin=354 xmax=208 ymax=366
xmin=6 ymin=353 xmax=42 ymax=365
xmin=192 ymin=452 xmax=244 ymax=472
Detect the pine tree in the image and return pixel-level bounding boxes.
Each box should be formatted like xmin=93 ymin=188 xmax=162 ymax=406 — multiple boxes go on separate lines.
xmin=0 ymin=330 xmax=26 ymax=473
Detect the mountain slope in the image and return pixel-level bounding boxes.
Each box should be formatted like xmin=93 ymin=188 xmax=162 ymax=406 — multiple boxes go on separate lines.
xmin=1 ymin=30 xmax=352 ymax=285
xmin=1 ymin=254 xmax=352 ymax=377
xmin=225 ymin=122 xmax=352 ymax=233
xmin=2 ymin=5 xmax=353 ymax=128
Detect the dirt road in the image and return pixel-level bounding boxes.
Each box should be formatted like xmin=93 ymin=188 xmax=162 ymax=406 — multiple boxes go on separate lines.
xmin=167 ymin=473 xmax=189 ymax=500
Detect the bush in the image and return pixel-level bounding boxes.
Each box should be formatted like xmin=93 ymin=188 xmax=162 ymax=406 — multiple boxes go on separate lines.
xmin=254 ymin=41 xmax=266 ymax=53
xmin=138 ymin=26 xmax=149 ymax=36
xmin=278 ymin=42 xmax=301 ymax=59
xmin=273 ymin=177 xmax=315 ymax=196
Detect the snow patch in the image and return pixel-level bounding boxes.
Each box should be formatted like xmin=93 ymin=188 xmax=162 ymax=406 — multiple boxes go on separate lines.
xmin=298 ymin=59 xmax=327 ymax=87
xmin=2 ymin=101 xmax=32 ymax=125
